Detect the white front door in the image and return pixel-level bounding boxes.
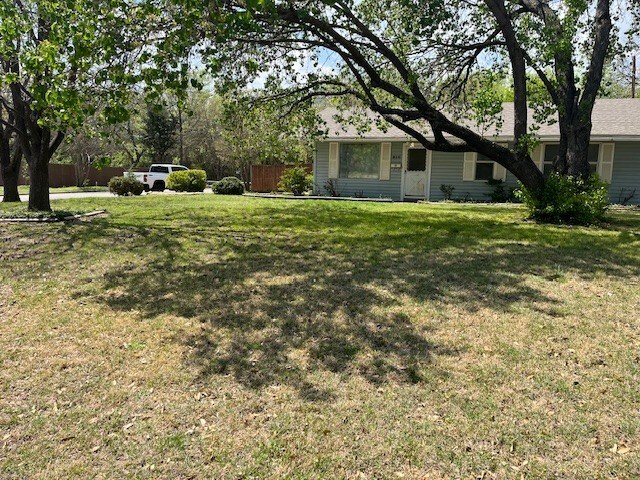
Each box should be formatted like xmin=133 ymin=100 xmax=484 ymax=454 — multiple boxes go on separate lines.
xmin=404 ymin=148 xmax=429 ymax=198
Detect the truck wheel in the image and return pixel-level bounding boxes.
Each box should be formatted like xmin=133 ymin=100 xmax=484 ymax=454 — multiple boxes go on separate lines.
xmin=153 ymin=181 xmax=165 ymax=191
xmin=143 ymin=185 xmax=150 ymax=192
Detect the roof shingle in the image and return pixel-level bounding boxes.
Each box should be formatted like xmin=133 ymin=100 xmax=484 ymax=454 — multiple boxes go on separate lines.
xmin=321 ymin=99 xmax=640 ymax=140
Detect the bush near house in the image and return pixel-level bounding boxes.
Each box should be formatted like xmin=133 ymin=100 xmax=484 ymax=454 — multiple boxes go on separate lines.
xmin=166 ymin=169 xmax=207 ymax=192
xmin=440 ymin=184 xmax=455 ymax=201
xmin=108 ymin=175 xmax=144 ymax=196
xmin=324 ymin=179 xmax=340 ymax=197
xmin=278 ymin=166 xmax=313 ymax=196
xmin=516 ymin=172 xmax=609 ymax=225
xmin=213 ymin=176 xmax=244 ymax=195
xmin=486 ymin=179 xmax=517 ymax=203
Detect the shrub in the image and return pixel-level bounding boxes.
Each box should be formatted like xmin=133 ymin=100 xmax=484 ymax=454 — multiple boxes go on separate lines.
xmin=485 ymin=178 xmax=516 ymax=203
xmin=324 ymin=179 xmax=340 ymax=197
xmin=440 ymin=184 xmax=455 ymax=201
xmin=278 ymin=166 xmax=313 ymax=196
xmin=109 ymin=175 xmax=144 ymax=196
xmin=166 ymin=169 xmax=207 ymax=192
xmin=213 ymin=176 xmax=244 ymax=195
xmin=617 ymin=188 xmax=636 ymax=205
xmin=516 ymin=172 xmax=609 ymax=225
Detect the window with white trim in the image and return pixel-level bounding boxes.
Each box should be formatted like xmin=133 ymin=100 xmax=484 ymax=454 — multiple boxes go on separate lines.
xmin=542 ymin=144 xmax=599 ymax=176
xmin=339 ymin=143 xmax=380 ymax=179
xmin=474 ymin=153 xmax=495 ymax=181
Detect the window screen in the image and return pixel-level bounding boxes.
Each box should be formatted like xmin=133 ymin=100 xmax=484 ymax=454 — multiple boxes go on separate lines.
xmin=407 ymin=149 xmax=427 ymax=171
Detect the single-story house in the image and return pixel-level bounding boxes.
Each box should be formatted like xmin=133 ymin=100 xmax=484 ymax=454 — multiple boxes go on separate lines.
xmin=313 ymin=99 xmax=640 ymax=204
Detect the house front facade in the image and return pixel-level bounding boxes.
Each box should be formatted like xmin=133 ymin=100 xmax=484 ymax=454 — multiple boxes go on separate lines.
xmin=313 ymin=99 xmax=640 ymax=204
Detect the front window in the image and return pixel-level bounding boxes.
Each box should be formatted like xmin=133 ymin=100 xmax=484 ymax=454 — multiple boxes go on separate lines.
xmin=543 ymin=144 xmax=599 ymax=176
xmin=475 ymin=154 xmax=494 ymax=181
xmin=339 ymin=143 xmax=380 ymax=179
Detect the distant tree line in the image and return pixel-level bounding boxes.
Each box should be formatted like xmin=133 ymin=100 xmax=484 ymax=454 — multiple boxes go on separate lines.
xmin=53 ymin=88 xmax=320 ymax=186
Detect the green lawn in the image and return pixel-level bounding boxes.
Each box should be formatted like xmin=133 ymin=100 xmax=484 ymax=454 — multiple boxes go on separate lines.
xmin=1 ymin=195 xmax=639 ymax=479
xmin=0 ymin=185 xmax=109 ymax=196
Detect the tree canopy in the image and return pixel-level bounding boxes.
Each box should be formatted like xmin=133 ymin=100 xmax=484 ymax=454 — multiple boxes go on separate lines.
xmin=51 ymin=87 xmax=319 ymax=183
xmin=164 ymin=0 xmax=638 ymax=196
xmin=2 ymin=0 xmax=638 ymax=218
xmin=0 ymin=0 xmax=188 ymax=209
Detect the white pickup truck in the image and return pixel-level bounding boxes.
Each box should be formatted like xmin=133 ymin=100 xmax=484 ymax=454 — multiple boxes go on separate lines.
xmin=129 ymin=164 xmax=189 ymax=191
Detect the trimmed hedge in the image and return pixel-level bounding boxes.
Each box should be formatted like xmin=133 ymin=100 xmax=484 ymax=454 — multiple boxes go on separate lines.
xmin=109 ymin=175 xmax=144 ymax=196
xmin=213 ymin=176 xmax=244 ymax=195
xmin=166 ymin=169 xmax=207 ymax=192
xmin=516 ymin=172 xmax=609 ymax=225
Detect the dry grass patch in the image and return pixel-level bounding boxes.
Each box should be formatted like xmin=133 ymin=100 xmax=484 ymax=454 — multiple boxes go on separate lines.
xmin=1 ymin=196 xmax=639 ymax=479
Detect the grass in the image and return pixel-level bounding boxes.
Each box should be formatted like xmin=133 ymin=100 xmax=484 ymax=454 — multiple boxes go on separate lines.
xmin=1 ymin=195 xmax=639 ymax=479
xmin=0 ymin=203 xmax=86 ymax=220
xmin=0 ymin=185 xmax=109 ymax=196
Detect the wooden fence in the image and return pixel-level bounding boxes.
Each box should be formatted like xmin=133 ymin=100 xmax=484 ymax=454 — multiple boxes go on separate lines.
xmin=250 ymin=164 xmax=313 ymax=193
xmin=0 ymin=163 xmax=125 ymax=188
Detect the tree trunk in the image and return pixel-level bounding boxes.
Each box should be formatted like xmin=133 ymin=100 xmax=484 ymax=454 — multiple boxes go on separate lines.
xmin=178 ymin=107 xmax=184 ymax=165
xmin=75 ymin=154 xmax=91 ymax=187
xmin=510 ymin=155 xmax=546 ymax=192
xmin=28 ymin=155 xmax=51 ymax=211
xmin=556 ymin=112 xmax=592 ymax=178
xmin=0 ymin=110 xmax=22 ymax=202
xmin=565 ymin=127 xmax=592 ymax=178
xmin=1 ymin=161 xmax=21 ymax=202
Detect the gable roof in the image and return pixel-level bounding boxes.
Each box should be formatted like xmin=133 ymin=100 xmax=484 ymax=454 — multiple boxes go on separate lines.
xmin=321 ymin=98 xmax=640 ymax=141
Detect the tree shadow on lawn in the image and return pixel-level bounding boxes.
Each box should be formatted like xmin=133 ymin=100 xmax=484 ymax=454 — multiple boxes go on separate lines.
xmin=65 ymin=205 xmax=640 ymax=400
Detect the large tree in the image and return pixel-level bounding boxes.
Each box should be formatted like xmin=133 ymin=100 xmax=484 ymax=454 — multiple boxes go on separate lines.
xmin=169 ymin=0 xmax=637 ymax=198
xmin=0 ymin=0 xmax=181 ymax=210
xmin=142 ymin=105 xmax=179 ymax=164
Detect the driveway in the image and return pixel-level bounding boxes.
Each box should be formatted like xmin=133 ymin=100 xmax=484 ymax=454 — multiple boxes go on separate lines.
xmin=17 ymin=189 xmax=215 ymax=202
xmin=19 ymin=191 xmax=117 ymax=201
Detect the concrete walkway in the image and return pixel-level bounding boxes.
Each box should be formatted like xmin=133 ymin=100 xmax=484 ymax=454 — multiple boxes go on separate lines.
xmin=16 ymin=189 xmax=216 ymax=202
xmin=18 ymin=191 xmax=117 ymax=202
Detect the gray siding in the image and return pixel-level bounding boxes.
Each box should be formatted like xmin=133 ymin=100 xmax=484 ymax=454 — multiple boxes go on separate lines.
xmin=314 ymin=141 xmax=403 ymax=200
xmin=314 ymin=140 xmax=640 ymax=204
xmin=428 ymin=151 xmax=519 ymax=202
xmin=428 ymin=142 xmax=640 ymax=204
xmin=609 ymin=142 xmax=640 ymax=205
